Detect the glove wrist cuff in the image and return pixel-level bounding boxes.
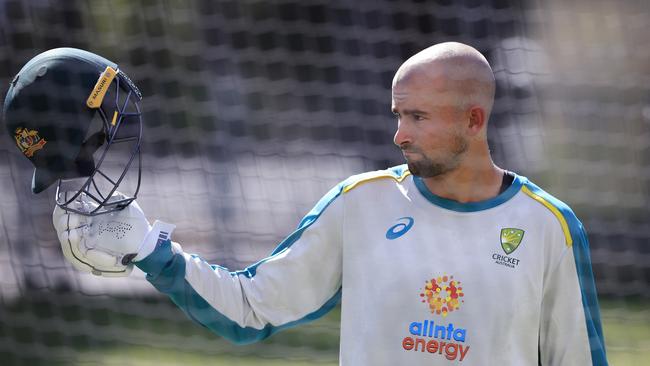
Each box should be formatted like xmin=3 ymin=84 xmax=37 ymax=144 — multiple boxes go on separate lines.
xmin=134 ymin=220 xmax=176 ymax=262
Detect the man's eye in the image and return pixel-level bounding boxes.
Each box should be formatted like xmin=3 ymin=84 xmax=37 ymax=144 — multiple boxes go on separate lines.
xmin=414 ymin=115 xmax=424 ymax=121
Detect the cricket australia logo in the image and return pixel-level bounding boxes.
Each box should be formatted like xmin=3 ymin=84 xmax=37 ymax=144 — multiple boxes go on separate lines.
xmin=14 ymin=127 xmax=47 ymax=158
xmin=492 ymin=228 xmax=525 ymax=269
xmin=500 ymin=228 xmax=524 ymax=254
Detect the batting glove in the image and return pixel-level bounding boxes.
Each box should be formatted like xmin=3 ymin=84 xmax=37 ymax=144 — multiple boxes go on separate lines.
xmin=53 ymin=192 xmax=175 ymax=277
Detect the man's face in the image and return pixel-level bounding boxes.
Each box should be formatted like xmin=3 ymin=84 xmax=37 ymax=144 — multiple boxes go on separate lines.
xmin=391 ymin=71 xmax=469 ymax=178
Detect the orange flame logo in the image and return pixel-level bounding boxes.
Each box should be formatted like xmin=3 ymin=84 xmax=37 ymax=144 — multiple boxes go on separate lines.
xmin=420 ymin=274 xmax=464 ymax=317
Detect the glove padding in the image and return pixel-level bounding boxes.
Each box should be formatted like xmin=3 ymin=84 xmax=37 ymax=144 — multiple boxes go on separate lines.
xmin=53 ymin=192 xmax=152 ymax=277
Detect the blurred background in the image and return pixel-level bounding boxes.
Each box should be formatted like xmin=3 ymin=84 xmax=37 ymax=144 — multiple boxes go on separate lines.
xmin=0 ymin=0 xmax=648 ymax=365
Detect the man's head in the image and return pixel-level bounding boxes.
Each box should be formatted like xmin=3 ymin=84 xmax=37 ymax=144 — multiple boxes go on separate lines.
xmin=391 ymin=42 xmax=495 ymax=178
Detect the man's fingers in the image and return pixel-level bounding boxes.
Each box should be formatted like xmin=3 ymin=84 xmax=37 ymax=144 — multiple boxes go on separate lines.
xmin=53 ymin=208 xmax=88 ymax=232
xmin=57 ymin=226 xmax=83 ymax=247
xmin=65 ymin=213 xmax=88 ymax=230
xmin=58 ymin=227 xmax=95 ymax=274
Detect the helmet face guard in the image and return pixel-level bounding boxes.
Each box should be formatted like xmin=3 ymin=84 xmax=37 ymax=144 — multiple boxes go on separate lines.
xmin=3 ymin=48 xmax=144 ymax=216
xmin=55 ymin=68 xmax=143 ymax=216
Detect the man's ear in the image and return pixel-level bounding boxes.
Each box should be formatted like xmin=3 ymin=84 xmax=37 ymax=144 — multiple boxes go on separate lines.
xmin=467 ymin=106 xmax=486 ymax=136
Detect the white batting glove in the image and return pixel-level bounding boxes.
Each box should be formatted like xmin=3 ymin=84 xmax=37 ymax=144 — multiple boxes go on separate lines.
xmin=53 ymin=192 xmax=175 ymax=277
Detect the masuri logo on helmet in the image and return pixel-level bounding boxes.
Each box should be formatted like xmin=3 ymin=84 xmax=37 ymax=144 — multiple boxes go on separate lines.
xmin=86 ymin=66 xmax=117 ymax=109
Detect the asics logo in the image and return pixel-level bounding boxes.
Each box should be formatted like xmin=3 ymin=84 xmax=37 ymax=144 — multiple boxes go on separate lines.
xmin=386 ymin=217 xmax=414 ymax=240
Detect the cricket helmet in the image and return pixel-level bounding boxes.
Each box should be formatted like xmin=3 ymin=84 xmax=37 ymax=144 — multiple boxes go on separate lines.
xmin=2 ymin=48 xmax=143 ymax=215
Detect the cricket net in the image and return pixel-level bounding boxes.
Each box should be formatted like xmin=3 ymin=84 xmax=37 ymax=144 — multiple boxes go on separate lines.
xmin=0 ymin=0 xmax=648 ymax=365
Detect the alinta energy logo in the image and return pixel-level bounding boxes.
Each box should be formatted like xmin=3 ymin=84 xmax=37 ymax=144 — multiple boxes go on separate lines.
xmin=401 ymin=274 xmax=470 ymax=362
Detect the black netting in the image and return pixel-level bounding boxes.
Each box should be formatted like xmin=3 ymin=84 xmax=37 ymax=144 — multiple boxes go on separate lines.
xmin=1 ymin=0 xmax=648 ymax=364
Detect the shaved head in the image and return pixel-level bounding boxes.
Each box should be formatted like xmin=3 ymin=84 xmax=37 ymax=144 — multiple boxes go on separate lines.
xmin=393 ymin=42 xmax=496 ymax=118
xmin=391 ymin=42 xmax=496 ymax=178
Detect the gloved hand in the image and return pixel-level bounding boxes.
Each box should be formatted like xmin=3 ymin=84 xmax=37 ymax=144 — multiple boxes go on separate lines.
xmin=53 ymin=192 xmax=175 ymax=277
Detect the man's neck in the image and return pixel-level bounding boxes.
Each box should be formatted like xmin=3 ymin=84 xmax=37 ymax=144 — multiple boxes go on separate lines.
xmin=420 ymin=163 xmax=505 ymax=204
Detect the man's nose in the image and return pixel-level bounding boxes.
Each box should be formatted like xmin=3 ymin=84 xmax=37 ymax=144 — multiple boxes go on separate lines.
xmin=393 ymin=122 xmax=411 ymax=147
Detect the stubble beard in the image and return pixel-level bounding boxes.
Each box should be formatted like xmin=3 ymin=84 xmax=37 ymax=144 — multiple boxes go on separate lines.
xmin=404 ymin=134 xmax=469 ymax=178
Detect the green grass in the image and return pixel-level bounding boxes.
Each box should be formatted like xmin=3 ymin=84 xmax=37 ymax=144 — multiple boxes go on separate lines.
xmin=68 ymin=302 xmax=341 ymax=366
xmin=601 ymin=299 xmax=650 ymax=366
xmin=73 ymin=347 xmax=336 ymax=366
xmin=1 ymin=292 xmax=340 ymax=366
xmin=1 ymin=294 xmax=648 ymax=365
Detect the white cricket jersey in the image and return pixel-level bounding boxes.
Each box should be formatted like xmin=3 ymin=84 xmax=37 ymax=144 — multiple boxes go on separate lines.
xmin=136 ymin=165 xmax=608 ymax=365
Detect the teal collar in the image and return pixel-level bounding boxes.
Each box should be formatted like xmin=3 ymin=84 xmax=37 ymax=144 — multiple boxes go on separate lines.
xmin=413 ymin=174 xmax=524 ymax=212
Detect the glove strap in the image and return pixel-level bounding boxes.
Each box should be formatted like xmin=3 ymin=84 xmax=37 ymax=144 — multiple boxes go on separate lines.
xmin=133 ymin=220 xmax=176 ymax=262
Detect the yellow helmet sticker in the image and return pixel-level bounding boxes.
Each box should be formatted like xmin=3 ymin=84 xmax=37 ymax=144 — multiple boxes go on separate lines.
xmin=86 ymin=66 xmax=117 ymax=109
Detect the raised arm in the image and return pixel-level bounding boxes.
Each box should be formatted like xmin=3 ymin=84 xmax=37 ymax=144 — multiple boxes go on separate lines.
xmin=136 ymin=184 xmax=345 ymax=343
xmin=54 ymin=184 xmax=346 ymax=344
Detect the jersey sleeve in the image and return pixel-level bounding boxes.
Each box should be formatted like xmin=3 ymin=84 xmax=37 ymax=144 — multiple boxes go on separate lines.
xmin=134 ymin=183 xmax=345 ymax=345
xmin=539 ymin=219 xmax=608 ymax=365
